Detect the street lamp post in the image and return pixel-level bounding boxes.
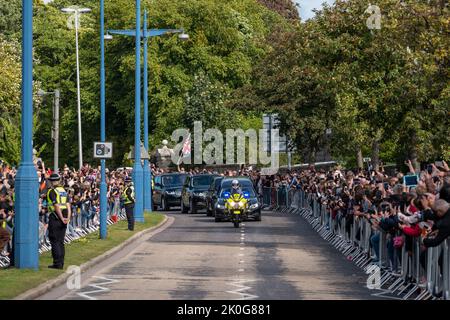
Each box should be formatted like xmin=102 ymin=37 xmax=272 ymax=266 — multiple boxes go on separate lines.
xmin=61 ymin=6 xmax=91 ymax=170
xmin=108 ymin=10 xmax=189 ymax=219
xmin=14 ymin=0 xmax=39 ymax=269
xmin=133 ymin=0 xmax=144 ymax=223
xmin=99 ymin=0 xmax=107 ymax=239
xmin=142 ymin=11 xmax=151 ymax=212
xmin=37 ymin=89 xmax=61 ymax=173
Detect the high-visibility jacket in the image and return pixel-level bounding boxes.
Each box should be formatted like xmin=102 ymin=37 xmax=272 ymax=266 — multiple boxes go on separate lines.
xmin=47 ymin=187 xmax=68 ymax=213
xmin=123 ymin=187 xmax=135 ymax=205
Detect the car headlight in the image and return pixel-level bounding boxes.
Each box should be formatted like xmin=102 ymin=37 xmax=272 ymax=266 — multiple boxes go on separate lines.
xmin=249 ymin=203 xmax=259 ymax=210
xmin=166 ymin=191 xmax=181 ymax=196
xmin=216 ymin=204 xmax=225 ymax=209
xmin=194 ymin=192 xmax=206 ymax=197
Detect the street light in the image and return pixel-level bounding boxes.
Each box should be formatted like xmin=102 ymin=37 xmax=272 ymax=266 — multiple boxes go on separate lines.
xmin=61 ymin=6 xmax=91 ymax=170
xmin=15 ymin=0 xmax=39 ymax=269
xmin=108 ymin=7 xmax=189 ymax=221
xmin=37 ymin=89 xmax=61 ymax=173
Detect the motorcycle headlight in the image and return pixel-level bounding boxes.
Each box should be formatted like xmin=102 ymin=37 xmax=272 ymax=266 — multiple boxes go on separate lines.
xmin=238 ymin=201 xmax=245 ymax=207
xmin=229 ymin=201 xmax=236 ymax=207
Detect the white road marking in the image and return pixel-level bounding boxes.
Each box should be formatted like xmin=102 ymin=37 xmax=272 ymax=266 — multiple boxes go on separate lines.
xmin=226 ymin=279 xmax=259 ymax=300
xmin=75 ymin=276 xmax=120 ymax=300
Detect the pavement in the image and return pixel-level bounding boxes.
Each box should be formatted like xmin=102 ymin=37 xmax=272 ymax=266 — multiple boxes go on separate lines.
xmin=38 ymin=210 xmax=378 ymax=300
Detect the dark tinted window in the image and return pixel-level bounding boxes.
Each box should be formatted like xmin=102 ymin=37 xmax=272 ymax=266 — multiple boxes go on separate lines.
xmin=192 ymin=175 xmax=215 ymax=187
xmin=221 ymin=179 xmax=253 ymax=189
xmin=220 ymin=188 xmax=256 ymax=197
xmin=162 ymin=174 xmax=187 ymax=187
xmin=214 ymin=177 xmax=223 ymax=191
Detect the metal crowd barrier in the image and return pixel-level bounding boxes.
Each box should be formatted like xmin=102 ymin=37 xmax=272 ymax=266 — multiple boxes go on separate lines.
xmin=269 ymin=187 xmax=450 ymax=300
xmin=0 ymin=204 xmax=128 ymax=268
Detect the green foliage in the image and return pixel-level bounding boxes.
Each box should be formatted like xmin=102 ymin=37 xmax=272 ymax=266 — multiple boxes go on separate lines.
xmin=0 ymin=0 xmax=22 ymax=38
xmin=239 ymin=0 xmax=449 ymax=167
xmin=20 ymin=0 xmax=288 ymax=168
xmin=0 ymin=118 xmax=21 ymax=166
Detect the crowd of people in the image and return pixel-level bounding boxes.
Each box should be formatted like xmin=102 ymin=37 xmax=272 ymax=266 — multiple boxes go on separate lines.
xmin=1 ymin=157 xmax=449 ymax=277
xmin=261 ymin=160 xmax=450 ymax=286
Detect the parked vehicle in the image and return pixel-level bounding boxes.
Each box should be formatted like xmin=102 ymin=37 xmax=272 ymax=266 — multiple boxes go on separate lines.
xmin=214 ymin=177 xmax=261 ymax=222
xmin=205 ymin=176 xmax=224 ymax=216
xmin=181 ymin=174 xmax=219 ymax=214
xmin=152 ymin=173 xmax=188 ymax=211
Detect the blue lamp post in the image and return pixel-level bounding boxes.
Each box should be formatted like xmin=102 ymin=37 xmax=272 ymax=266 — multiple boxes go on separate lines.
xmin=109 ymin=8 xmax=188 ymax=219
xmin=142 ymin=11 xmax=151 ymax=212
xmin=99 ymin=0 xmax=107 ymax=238
xmin=14 ymin=0 xmax=39 ymax=269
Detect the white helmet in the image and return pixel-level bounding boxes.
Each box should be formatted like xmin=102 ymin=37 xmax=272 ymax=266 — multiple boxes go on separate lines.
xmin=232 ymin=179 xmax=240 ymax=190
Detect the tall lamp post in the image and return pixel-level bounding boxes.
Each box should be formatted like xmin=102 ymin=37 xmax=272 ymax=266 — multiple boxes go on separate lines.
xmin=37 ymin=89 xmax=61 ymax=173
xmin=14 ymin=0 xmax=39 ymax=269
xmin=99 ymin=0 xmax=107 ymax=239
xmin=108 ymin=4 xmax=188 ymax=221
xmin=61 ymin=6 xmax=91 ymax=170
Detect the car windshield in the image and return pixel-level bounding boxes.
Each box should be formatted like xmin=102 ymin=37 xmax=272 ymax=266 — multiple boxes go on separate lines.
xmin=162 ymin=175 xmax=187 ymax=187
xmin=192 ymin=175 xmax=213 ymax=187
xmin=221 ymin=179 xmax=253 ymax=190
xmin=220 ymin=188 xmax=256 ymax=198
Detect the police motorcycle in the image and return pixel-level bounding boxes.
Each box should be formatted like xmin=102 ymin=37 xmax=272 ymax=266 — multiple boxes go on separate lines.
xmin=223 ymin=190 xmax=250 ymax=228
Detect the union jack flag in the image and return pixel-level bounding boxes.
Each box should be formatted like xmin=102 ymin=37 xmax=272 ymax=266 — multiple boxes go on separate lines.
xmin=182 ymin=133 xmax=191 ymax=156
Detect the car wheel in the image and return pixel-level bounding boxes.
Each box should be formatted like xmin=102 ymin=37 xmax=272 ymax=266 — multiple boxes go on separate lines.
xmin=206 ymin=201 xmax=212 ymax=216
xmin=215 ymin=217 xmax=221 ymax=222
xmin=162 ymin=197 xmax=169 ymax=211
xmin=255 ymin=213 xmax=262 ymax=221
xmin=181 ymin=199 xmax=188 ymax=214
xmin=189 ymin=198 xmax=197 ymax=214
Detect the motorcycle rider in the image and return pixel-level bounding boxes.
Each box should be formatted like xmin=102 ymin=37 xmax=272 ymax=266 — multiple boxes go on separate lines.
xmin=231 ymin=179 xmax=242 ymax=195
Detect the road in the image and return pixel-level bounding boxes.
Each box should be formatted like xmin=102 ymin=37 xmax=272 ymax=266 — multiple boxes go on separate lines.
xmin=39 ymin=210 xmax=376 ymax=300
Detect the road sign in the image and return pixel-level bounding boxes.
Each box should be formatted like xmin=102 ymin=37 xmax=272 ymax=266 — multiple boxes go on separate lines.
xmin=94 ymin=142 xmax=113 ymax=159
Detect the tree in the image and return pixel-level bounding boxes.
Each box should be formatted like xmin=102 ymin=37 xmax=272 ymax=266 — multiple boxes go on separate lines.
xmin=239 ymin=0 xmax=449 ymax=167
xmin=29 ymin=0 xmax=288 ymax=167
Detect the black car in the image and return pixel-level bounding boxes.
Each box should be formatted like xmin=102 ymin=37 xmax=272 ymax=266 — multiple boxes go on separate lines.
xmin=152 ymin=173 xmax=188 ymax=211
xmin=214 ymin=177 xmax=262 ymax=222
xmin=205 ymin=176 xmax=224 ymax=216
xmin=181 ymin=174 xmax=219 ymax=214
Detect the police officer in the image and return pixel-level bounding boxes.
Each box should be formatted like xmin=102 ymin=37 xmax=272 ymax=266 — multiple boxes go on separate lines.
xmin=123 ymin=177 xmax=135 ymax=231
xmin=231 ymin=179 xmax=243 ymax=195
xmin=47 ymin=173 xmax=71 ymax=269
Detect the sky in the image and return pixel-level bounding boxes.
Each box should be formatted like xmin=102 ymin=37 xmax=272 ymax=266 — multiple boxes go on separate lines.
xmin=295 ymin=0 xmax=335 ymax=20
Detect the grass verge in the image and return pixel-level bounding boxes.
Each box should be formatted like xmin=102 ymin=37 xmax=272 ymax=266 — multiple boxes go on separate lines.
xmin=0 ymin=212 xmax=165 ymax=300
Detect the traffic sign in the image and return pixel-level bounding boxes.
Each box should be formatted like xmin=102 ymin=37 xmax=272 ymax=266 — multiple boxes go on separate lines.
xmin=94 ymin=142 xmax=113 ymax=159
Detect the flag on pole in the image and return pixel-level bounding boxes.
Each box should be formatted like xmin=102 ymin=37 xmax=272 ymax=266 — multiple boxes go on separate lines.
xmin=182 ymin=133 xmax=191 ymax=156
xmin=177 ymin=133 xmax=191 ymax=165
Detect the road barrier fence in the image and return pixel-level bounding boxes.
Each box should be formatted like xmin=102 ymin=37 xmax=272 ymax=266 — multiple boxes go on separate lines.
xmin=262 ymin=185 xmax=449 ymax=300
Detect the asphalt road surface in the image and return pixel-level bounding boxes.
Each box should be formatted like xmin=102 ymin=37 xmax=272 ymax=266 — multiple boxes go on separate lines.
xmin=39 ymin=210 xmax=377 ymax=300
